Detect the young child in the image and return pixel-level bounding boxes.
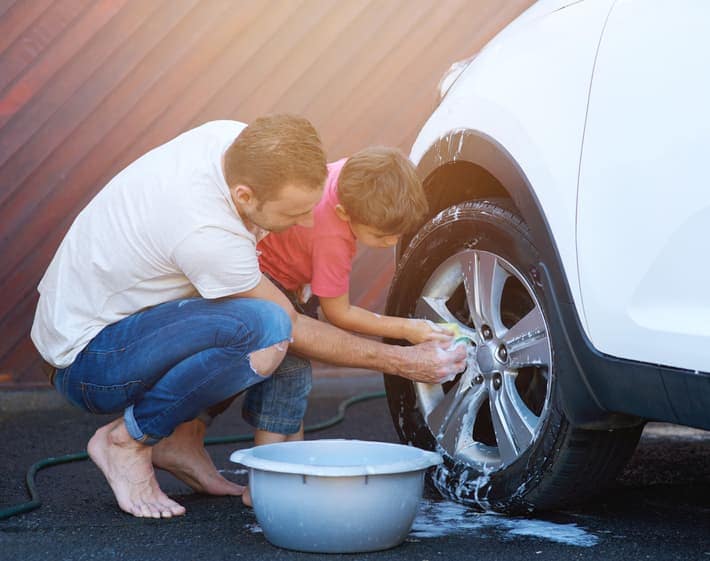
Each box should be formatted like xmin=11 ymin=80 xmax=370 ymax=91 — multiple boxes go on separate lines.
xmin=258 ymin=145 xmax=445 ymax=346
xmin=239 ymin=147 xmax=452 ymax=506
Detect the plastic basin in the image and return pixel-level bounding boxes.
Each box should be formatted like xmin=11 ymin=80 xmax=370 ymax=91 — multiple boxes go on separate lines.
xmin=230 ymin=439 xmax=442 ymax=553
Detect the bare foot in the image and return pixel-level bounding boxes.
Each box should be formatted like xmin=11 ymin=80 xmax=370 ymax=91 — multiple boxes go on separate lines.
xmin=241 ymin=486 xmax=252 ymax=507
xmin=87 ymin=418 xmax=186 ymax=518
xmin=152 ymin=419 xmax=245 ymax=496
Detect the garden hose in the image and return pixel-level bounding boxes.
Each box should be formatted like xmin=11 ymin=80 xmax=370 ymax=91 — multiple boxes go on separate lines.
xmin=0 ymin=390 xmax=386 ymax=521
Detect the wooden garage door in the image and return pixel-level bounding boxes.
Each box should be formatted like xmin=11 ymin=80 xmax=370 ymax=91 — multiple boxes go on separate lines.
xmin=0 ymin=0 xmax=532 ymax=386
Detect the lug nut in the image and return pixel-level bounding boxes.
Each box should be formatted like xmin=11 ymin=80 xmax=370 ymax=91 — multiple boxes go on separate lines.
xmin=482 ymin=325 xmax=493 ymax=340
xmin=497 ymin=345 xmax=508 ymax=362
xmin=492 ymin=373 xmax=502 ymax=390
xmin=473 ymin=374 xmax=484 ymax=385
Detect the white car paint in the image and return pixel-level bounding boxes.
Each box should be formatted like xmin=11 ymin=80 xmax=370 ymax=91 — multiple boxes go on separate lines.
xmin=411 ymin=0 xmax=710 ymax=372
xmin=410 ymin=0 xmax=616 ymax=338
xmin=577 ymin=0 xmax=710 ymax=372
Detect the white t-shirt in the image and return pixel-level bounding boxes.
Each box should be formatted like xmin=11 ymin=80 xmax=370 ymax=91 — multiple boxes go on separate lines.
xmin=32 ymin=120 xmax=263 ymax=368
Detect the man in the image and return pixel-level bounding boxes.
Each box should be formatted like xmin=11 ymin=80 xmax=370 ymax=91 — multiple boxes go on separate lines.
xmin=31 ymin=115 xmax=465 ymax=519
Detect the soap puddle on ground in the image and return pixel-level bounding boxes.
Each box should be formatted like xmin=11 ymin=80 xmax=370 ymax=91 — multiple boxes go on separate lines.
xmin=243 ymin=499 xmax=599 ymax=547
xmin=410 ymin=500 xmax=599 ymax=547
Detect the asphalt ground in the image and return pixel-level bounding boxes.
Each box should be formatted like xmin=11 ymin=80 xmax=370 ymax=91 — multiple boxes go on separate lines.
xmin=1 ymin=372 xmax=709 ymax=561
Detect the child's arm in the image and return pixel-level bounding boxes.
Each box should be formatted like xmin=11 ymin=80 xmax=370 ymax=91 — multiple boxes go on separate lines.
xmin=319 ymin=293 xmax=451 ymax=344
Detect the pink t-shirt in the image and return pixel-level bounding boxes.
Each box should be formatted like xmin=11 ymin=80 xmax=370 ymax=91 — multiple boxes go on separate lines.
xmin=258 ymin=159 xmax=356 ymax=298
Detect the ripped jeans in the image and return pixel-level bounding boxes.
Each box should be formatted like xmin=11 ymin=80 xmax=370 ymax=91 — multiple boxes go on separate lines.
xmin=52 ymin=297 xmax=302 ymax=445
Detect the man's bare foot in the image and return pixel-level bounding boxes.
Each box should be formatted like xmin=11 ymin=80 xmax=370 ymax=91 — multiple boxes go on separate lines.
xmin=152 ymin=419 xmax=245 ymax=496
xmin=87 ymin=418 xmax=186 ymax=518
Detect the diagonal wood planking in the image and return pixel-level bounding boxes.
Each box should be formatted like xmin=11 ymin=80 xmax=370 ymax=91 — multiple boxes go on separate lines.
xmin=0 ymin=0 xmax=533 ymax=385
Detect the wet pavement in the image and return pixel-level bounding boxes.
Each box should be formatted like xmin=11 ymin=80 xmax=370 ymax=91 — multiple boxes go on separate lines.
xmin=1 ymin=372 xmax=709 ymax=561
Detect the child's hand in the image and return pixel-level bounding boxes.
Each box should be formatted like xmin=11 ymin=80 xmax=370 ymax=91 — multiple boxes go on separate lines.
xmin=404 ymin=319 xmax=456 ymax=345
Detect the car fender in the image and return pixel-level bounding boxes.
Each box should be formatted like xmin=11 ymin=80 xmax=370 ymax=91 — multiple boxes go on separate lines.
xmin=401 ymin=0 xmax=645 ymax=427
xmin=409 ymin=128 xmax=640 ymax=428
xmin=410 ymin=0 xmax=615 ymax=330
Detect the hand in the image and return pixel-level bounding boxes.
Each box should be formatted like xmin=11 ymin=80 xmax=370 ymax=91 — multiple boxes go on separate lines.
xmin=396 ymin=340 xmax=468 ymax=384
xmin=403 ymin=319 xmax=456 ymax=345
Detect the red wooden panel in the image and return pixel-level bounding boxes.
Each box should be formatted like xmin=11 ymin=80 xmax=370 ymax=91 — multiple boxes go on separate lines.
xmin=223 ymin=0 xmax=373 ymax=120
xmin=0 ymin=0 xmax=53 ymax=56
xmin=112 ymin=0 xmax=307 ymax=165
xmin=0 ymin=0 xmax=89 ymax=94
xmin=0 ymin=1 xmax=534 ymax=385
xmin=187 ymin=1 xmax=339 ymax=127
xmin=0 ymin=0 xmax=234 ymax=344
xmin=260 ymin=0 xmax=409 ymax=117
xmin=0 ymin=0 xmax=127 ymax=122
xmin=0 ymin=1 xmax=167 ymax=197
xmin=328 ymin=5 xmax=481 ymax=156
xmin=0 ymin=0 xmax=201 ymax=269
xmin=0 ymin=0 xmax=283 ymax=368
xmin=299 ymin=1 xmax=435 ymax=139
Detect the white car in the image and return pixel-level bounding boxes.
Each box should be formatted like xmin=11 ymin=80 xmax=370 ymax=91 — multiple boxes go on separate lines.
xmin=384 ymin=0 xmax=710 ymax=513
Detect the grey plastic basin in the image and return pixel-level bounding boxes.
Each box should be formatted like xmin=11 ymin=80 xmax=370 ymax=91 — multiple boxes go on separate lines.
xmin=230 ymin=439 xmax=442 ymax=553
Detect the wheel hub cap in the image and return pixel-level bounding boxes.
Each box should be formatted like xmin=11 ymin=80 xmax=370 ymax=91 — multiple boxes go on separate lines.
xmin=475 ymin=344 xmax=496 ymax=374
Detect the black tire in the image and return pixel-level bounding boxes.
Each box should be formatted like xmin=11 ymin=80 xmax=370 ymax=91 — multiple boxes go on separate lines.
xmin=384 ymin=200 xmax=642 ymax=513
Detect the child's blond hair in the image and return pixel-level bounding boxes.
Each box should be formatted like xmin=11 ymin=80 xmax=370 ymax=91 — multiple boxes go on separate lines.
xmin=337 ymin=147 xmax=428 ymax=234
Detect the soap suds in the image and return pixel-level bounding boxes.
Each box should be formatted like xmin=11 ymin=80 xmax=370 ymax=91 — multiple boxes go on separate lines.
xmin=410 ymin=499 xmax=599 ymax=547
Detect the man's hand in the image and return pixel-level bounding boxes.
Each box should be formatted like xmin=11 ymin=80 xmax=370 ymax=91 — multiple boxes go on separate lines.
xmin=394 ymin=339 xmax=468 ymax=384
xmin=235 ymin=277 xmax=468 ymax=381
xmin=402 ymin=319 xmax=456 ymax=345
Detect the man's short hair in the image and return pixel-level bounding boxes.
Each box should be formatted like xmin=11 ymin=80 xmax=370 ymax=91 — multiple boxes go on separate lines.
xmin=337 ymin=146 xmax=428 ymax=234
xmin=224 ymin=114 xmax=327 ymax=202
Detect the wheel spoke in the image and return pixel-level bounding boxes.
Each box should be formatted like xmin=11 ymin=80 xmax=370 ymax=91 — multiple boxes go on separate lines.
xmin=507 ymin=335 xmax=550 ymax=370
xmin=443 ymin=384 xmax=487 ymax=455
xmin=427 ymin=381 xmax=470 ymax=437
xmin=461 ymin=251 xmax=507 ymax=333
xmin=415 ymin=295 xmax=458 ymax=325
xmin=501 ymin=306 xmax=550 ymax=369
xmin=415 ymin=382 xmax=446 ymax=417
xmin=489 ymin=376 xmax=537 ymax=465
xmin=428 ymin=381 xmax=485 ymax=453
xmin=501 ymin=305 xmax=545 ymax=343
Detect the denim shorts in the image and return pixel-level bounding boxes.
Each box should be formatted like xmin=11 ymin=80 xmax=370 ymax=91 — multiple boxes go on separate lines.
xmin=53 ymin=297 xmax=295 ymax=444
xmin=212 ymin=276 xmax=318 ymax=434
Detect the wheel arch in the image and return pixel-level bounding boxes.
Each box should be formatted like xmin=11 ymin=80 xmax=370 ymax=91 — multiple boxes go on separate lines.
xmin=405 ymin=130 xmax=551 ymax=260
xmin=396 ymin=129 xmax=641 ymax=429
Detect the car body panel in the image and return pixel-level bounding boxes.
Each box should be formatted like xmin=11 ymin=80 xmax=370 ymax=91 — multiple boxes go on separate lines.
xmin=578 ymin=0 xmax=710 ymax=372
xmin=410 ymin=0 xmax=615 ymax=342
xmin=403 ymin=0 xmax=710 ymax=429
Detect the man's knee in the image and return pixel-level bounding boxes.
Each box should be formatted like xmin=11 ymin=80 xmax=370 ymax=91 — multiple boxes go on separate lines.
xmin=249 ymin=340 xmax=289 ymax=377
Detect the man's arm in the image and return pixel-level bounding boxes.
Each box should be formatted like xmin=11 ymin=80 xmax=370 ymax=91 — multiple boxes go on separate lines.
xmin=237 ymin=277 xmax=466 ymax=384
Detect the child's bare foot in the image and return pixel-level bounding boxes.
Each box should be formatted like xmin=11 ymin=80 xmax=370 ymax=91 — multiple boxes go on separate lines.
xmin=152 ymin=419 xmax=244 ymax=496
xmin=241 ymin=486 xmax=252 ymax=507
xmin=87 ymin=418 xmax=185 ymax=518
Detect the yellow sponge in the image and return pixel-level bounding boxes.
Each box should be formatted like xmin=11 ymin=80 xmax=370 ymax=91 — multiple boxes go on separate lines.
xmin=437 ymin=322 xmax=473 ymax=345
xmin=438 ymin=322 xmax=462 ymax=337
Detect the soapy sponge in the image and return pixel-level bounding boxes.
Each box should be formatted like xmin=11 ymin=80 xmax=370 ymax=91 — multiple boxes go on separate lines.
xmin=438 ymin=322 xmax=474 ymax=346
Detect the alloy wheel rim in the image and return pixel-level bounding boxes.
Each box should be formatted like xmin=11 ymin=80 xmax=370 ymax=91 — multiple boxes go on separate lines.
xmin=413 ymin=249 xmax=553 ymax=470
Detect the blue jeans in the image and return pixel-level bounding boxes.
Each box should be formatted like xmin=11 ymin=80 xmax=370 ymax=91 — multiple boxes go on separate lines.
xmin=213 ymin=276 xmax=317 ymax=434
xmin=53 ymin=297 xmax=308 ymax=444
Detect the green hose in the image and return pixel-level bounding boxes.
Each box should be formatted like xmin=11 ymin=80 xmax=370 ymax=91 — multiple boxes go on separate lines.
xmin=0 ymin=390 xmax=386 ymax=521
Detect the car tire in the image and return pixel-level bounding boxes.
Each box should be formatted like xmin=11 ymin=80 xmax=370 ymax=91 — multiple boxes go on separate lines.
xmin=384 ymin=199 xmax=642 ymax=513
